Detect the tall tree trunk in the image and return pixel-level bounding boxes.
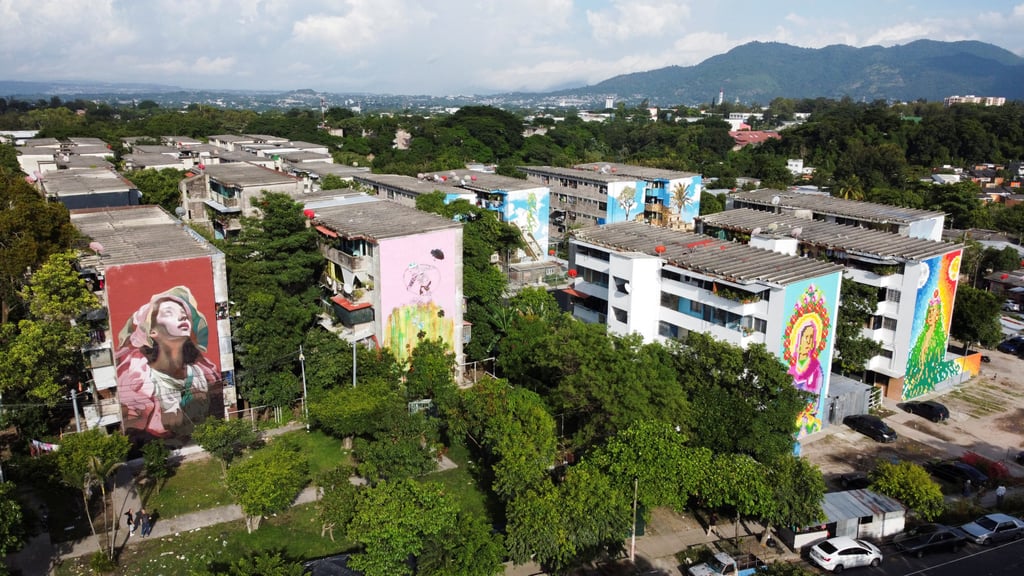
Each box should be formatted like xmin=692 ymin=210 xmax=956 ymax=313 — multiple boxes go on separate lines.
xmin=82 ymin=491 xmax=101 ymax=555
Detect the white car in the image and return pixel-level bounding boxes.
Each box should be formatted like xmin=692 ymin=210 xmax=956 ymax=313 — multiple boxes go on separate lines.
xmin=809 ymin=536 xmax=883 ymax=573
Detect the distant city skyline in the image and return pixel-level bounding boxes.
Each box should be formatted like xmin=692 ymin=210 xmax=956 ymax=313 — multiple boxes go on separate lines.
xmin=1 ymin=1 xmax=1022 ymax=97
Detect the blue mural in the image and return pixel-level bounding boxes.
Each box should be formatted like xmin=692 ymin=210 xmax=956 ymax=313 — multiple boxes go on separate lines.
xmin=505 ymin=189 xmax=550 ymax=260
xmin=605 ymin=181 xmax=645 ymax=223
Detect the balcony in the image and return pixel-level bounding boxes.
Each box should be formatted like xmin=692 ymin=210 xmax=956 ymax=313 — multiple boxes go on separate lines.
xmin=320 ymin=244 xmax=370 ymax=272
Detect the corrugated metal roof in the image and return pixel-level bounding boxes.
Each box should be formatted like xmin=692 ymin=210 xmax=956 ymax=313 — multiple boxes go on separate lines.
xmin=698 ymin=208 xmax=960 ymax=262
xmin=822 ymin=489 xmax=905 ymax=522
xmin=732 ymin=188 xmax=945 ymax=224
xmin=573 ymin=221 xmax=844 ymax=286
xmin=71 ymin=205 xmax=220 ymax=267
xmin=313 ymin=197 xmax=460 ymax=241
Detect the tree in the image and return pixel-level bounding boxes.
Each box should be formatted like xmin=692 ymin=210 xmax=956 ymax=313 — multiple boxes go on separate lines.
xmin=226 ymin=442 xmax=309 ymax=533
xmin=950 ymin=285 xmax=1002 ymax=354
xmin=309 ymin=379 xmax=406 ymax=441
xmin=418 ymin=512 xmax=505 ymax=576
xmin=353 ymin=411 xmax=438 ymax=482
xmin=0 ymin=175 xmax=76 ymax=324
xmin=834 ymin=277 xmax=883 ymax=377
xmin=347 ymin=479 xmax=460 ymax=576
xmin=141 ymin=440 xmax=171 ymax=495
xmin=320 ymin=174 xmax=357 ymax=191
xmin=405 ymin=338 xmax=456 ymax=408
xmin=869 ymin=460 xmax=944 ymax=521
xmin=0 ymin=481 xmax=25 ymax=558
xmin=315 ymin=465 xmax=360 ymax=541
xmin=673 ymin=333 xmax=806 ymax=463
xmin=192 ymin=418 xmax=261 ymax=475
xmin=88 ymin=454 xmax=124 ymax=559
xmin=53 ymin=430 xmax=130 ymax=559
xmin=130 ymin=168 xmax=187 ymax=213
xmin=761 ymin=455 xmax=826 ymax=544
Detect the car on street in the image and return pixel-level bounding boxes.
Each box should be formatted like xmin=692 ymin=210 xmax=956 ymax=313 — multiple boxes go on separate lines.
xmin=838 ymin=471 xmax=870 ymax=490
xmin=893 ymin=524 xmax=969 ymax=557
xmin=959 ymin=513 xmax=1024 ymax=545
xmin=900 ymin=400 xmax=950 ymax=422
xmin=843 ymin=414 xmax=897 ymax=443
xmin=925 ymin=460 xmax=989 ymax=488
xmin=809 ymin=536 xmax=883 ymax=572
xmin=996 ymin=336 xmax=1024 ymax=354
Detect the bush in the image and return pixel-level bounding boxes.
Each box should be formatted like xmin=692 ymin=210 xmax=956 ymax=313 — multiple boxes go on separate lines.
xmin=88 ymin=551 xmax=116 ymax=573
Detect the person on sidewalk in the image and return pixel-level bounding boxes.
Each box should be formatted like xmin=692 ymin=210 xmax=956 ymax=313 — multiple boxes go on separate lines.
xmin=135 ymin=509 xmax=145 ymax=537
xmin=125 ymin=509 xmax=135 ymax=536
xmin=140 ymin=509 xmax=152 ymax=537
xmin=996 ymin=485 xmax=1007 ymax=508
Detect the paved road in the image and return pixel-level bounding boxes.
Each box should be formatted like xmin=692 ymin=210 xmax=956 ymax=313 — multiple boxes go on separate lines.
xmin=875 ymin=538 xmax=1024 ymax=576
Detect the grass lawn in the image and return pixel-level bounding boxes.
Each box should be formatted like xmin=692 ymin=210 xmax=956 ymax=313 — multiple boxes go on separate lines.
xmin=419 ymin=438 xmax=496 ymax=521
xmin=140 ymin=457 xmax=233 ymax=519
xmin=53 ymin=502 xmax=355 ymax=576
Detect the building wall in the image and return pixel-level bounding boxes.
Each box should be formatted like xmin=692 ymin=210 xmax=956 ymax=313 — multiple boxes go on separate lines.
xmin=644 ymin=176 xmax=703 ymax=227
xmin=377 ymin=229 xmax=462 ymax=365
xmin=906 ymin=217 xmax=944 ymax=241
xmin=503 ymin=187 xmax=550 ymax=260
xmin=902 ymin=250 xmax=962 ymax=399
xmin=777 ymin=273 xmax=842 ymax=437
xmin=105 ymin=256 xmax=228 ymax=443
xmin=606 ymin=252 xmax=662 ymax=340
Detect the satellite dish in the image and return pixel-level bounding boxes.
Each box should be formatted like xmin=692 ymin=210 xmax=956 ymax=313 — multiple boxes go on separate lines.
xmin=768 ymin=223 xmax=779 ymax=232
xmin=771 ymin=195 xmax=781 ymax=206
xmin=88 ymin=241 xmax=105 ymax=254
xmin=751 ymin=227 xmax=762 ymax=235
xmin=623 ymin=281 xmax=631 ymax=294
xmin=791 ymin=227 xmax=803 ymax=238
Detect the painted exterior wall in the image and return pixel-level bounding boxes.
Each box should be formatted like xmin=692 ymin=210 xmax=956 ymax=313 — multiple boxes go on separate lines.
xmin=605 ymin=181 xmax=645 ymax=224
xmin=646 ymin=176 xmax=703 ymax=226
xmin=606 ymin=252 xmax=662 ymax=341
xmin=902 ymin=250 xmax=962 ymax=399
xmin=778 ymin=273 xmax=842 ymax=438
xmin=906 ymin=217 xmax=945 ymax=241
xmin=503 ymin=187 xmax=550 ymax=260
xmin=378 ymin=229 xmax=461 ymax=363
xmin=105 ymin=257 xmax=225 ymax=443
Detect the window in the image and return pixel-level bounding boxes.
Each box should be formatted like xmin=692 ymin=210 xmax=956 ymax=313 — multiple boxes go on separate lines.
xmin=866 ymin=315 xmax=883 ymax=330
xmin=613 ymin=307 xmax=628 ymax=323
xmin=882 ymin=317 xmax=897 ymax=331
xmin=614 ymin=276 xmax=630 ymax=294
xmin=885 ymin=288 xmax=901 ymax=303
xmin=880 ymin=349 xmax=894 ymax=359
xmin=661 ymin=291 xmax=680 ymax=310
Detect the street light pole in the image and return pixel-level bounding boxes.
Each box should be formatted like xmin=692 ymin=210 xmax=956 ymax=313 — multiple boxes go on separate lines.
xmin=352 ymin=339 xmax=357 ymax=388
xmin=299 ymin=345 xmax=309 ymax=431
xmin=630 ymin=476 xmax=639 ymax=562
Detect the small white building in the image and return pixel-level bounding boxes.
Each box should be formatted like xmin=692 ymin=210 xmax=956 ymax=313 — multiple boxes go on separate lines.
xmin=784 ymin=489 xmax=906 ymax=550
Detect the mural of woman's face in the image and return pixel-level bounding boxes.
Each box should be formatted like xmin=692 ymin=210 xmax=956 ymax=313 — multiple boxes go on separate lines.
xmin=149 ymin=300 xmax=191 ymax=342
xmin=798 ymin=325 xmax=816 ymax=358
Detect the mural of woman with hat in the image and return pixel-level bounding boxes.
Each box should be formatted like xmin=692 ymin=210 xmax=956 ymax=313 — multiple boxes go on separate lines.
xmin=116 ymin=285 xmax=218 ymax=439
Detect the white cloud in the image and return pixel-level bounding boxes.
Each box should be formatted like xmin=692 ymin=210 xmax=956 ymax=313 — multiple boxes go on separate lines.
xmin=586 ymin=0 xmax=692 ymax=43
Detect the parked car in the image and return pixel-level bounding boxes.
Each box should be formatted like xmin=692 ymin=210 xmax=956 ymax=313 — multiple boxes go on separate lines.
xmin=894 ymin=524 xmax=968 ymax=557
xmin=996 ymin=336 xmax=1024 ymax=354
xmin=1016 ymin=450 xmax=1024 ymax=466
xmin=959 ymin=513 xmax=1024 ymax=545
xmin=838 ymin=471 xmax=870 ymax=490
xmin=843 ymin=414 xmax=897 ymax=443
xmin=900 ymin=400 xmax=949 ymax=422
xmin=809 ymin=536 xmax=883 ymax=573
xmin=925 ymin=460 xmax=990 ymax=488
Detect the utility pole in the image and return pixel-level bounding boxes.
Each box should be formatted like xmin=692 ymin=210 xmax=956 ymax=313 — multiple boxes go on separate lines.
xmin=299 ymin=346 xmax=309 ymax=431
xmin=630 ymin=476 xmax=638 ymax=562
xmin=352 ymin=339 xmax=357 ymax=387
xmin=70 ymin=389 xmax=82 ymax=432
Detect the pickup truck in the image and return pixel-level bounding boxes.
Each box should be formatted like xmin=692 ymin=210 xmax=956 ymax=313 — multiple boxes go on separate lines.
xmin=687 ymin=552 xmax=766 ymax=576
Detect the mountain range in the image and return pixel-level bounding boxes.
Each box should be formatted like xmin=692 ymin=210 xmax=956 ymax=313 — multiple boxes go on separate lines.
xmin=1 ymin=40 xmax=1022 ymax=109
xmin=548 ymin=39 xmax=1024 ymax=106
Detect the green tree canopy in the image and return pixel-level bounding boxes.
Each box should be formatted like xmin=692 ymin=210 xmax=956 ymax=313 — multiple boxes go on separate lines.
xmin=0 ymin=481 xmax=25 ymax=557
xmin=951 ymin=285 xmax=1002 ymax=353
xmin=226 ymin=441 xmax=309 ymax=532
xmin=834 ymin=277 xmax=883 ymax=376
xmin=192 ymin=418 xmax=261 ymax=474
xmin=130 ymin=168 xmax=187 ymax=213
xmin=869 ymin=460 xmax=944 ymax=521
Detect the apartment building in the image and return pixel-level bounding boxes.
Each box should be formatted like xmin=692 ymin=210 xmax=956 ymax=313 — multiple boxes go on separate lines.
xmin=179 ymin=162 xmax=304 ymax=238
xmin=568 ymin=221 xmax=843 ymax=438
xmin=729 ymin=189 xmax=946 ymax=241
xmin=37 ymin=168 xmax=141 ymax=210
xmin=698 ymin=208 xmax=967 ymax=401
xmin=355 ymin=170 xmax=551 ymax=263
xmin=519 ymin=162 xmax=702 ymax=241
xmin=71 ymin=205 xmax=235 ymax=445
xmin=309 ymin=196 xmax=465 ymax=368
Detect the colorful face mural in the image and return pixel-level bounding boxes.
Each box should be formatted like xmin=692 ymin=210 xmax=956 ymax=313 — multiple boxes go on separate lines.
xmin=505 ymin=189 xmax=550 ymax=260
xmin=106 ymin=258 xmax=224 ymax=444
xmin=379 ymin=230 xmax=458 ymax=363
xmin=904 ymin=250 xmax=962 ymax=399
xmin=780 ymin=274 xmax=840 ymax=437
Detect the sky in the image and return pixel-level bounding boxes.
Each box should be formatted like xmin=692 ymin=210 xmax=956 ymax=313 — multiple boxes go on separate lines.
xmin=1 ymin=0 xmax=1023 ymax=96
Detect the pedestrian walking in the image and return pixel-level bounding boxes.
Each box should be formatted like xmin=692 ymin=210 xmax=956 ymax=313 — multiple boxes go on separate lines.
xmin=134 ymin=509 xmax=143 ymax=536
xmin=139 ymin=509 xmax=152 ymax=537
xmin=124 ymin=509 xmax=135 ymax=536
xmin=996 ymin=485 xmax=1007 ymax=508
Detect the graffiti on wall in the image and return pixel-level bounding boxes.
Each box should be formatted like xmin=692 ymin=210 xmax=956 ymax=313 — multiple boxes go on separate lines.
xmin=670 ymin=178 xmax=702 ymax=225
xmin=781 ymin=275 xmax=840 ymax=438
xmin=106 ymin=258 xmax=224 ymax=443
xmin=904 ymin=251 xmax=962 ymax=399
xmin=380 ymin=230 xmax=458 ymax=363
xmin=605 ymin=183 xmax=644 ymax=223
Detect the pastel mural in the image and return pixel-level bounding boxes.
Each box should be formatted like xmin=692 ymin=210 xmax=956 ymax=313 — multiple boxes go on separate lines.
xmin=903 ymin=250 xmax=962 ymax=399
xmin=779 ymin=273 xmax=841 ymax=437
xmin=605 ymin=182 xmax=645 ymax=223
xmin=669 ymin=177 xmax=702 ymax=225
xmin=379 ymin=230 xmax=458 ymax=363
xmin=505 ymin=188 xmax=550 ymax=261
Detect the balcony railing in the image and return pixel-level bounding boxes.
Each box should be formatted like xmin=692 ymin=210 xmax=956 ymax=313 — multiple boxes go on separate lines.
xmin=320 ymin=245 xmax=370 ymax=271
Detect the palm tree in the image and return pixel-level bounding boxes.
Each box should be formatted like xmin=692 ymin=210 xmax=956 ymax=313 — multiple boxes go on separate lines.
xmin=672 ymin=182 xmax=695 ymax=214
xmin=87 ymin=455 xmax=125 ymax=560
